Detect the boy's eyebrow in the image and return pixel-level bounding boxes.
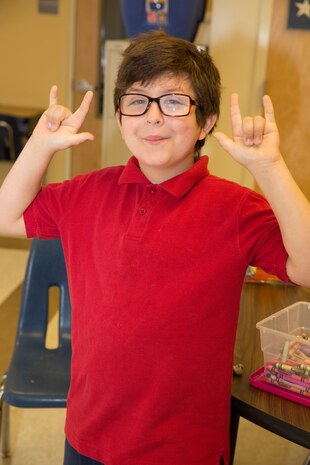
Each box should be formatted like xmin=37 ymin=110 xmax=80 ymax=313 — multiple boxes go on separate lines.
xmin=126 ymin=86 xmax=186 ymax=94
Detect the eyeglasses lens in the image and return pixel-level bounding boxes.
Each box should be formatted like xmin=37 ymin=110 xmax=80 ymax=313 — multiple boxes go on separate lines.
xmin=120 ymin=94 xmax=192 ymax=117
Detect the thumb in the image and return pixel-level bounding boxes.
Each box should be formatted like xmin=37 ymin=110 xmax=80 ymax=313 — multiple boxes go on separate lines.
xmin=213 ymin=131 xmax=235 ymax=153
xmin=69 ymin=132 xmax=95 ymax=147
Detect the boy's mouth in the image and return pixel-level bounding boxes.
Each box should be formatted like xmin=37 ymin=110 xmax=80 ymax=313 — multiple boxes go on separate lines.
xmin=144 ymin=136 xmax=167 ymax=143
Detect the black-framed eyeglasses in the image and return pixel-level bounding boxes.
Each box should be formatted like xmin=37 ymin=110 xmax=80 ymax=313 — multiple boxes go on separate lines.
xmin=118 ymin=93 xmax=199 ymax=117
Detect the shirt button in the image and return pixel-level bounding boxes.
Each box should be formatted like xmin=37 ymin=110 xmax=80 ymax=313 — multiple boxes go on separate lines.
xmin=139 ymin=207 xmax=147 ymax=215
xmin=149 ymin=187 xmax=156 ymax=195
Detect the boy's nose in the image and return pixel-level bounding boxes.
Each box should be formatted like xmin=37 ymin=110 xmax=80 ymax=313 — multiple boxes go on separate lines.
xmin=146 ymin=101 xmax=163 ymax=124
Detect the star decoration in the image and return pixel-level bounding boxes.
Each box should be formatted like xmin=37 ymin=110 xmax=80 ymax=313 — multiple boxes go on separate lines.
xmin=295 ymin=0 xmax=310 ymax=18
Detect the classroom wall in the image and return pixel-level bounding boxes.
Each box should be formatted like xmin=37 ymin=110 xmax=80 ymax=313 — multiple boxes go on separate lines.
xmin=0 ymin=0 xmax=74 ymax=107
xmin=0 ymin=0 xmax=273 ymax=186
xmin=0 ymin=0 xmax=75 ymax=182
xmin=205 ymin=0 xmax=274 ymax=188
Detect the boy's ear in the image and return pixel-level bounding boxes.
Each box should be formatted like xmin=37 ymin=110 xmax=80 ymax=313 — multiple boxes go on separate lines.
xmin=198 ymin=114 xmax=218 ymax=140
xmin=115 ymin=109 xmax=122 ymax=129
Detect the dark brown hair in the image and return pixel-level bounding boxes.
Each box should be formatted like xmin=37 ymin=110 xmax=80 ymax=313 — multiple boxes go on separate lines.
xmin=114 ymin=30 xmax=221 ymax=153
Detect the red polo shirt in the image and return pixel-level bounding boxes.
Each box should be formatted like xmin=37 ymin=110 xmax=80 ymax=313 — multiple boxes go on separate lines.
xmin=24 ymin=156 xmax=290 ymax=465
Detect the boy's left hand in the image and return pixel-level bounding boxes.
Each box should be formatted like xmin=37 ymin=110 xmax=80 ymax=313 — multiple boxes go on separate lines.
xmin=213 ymin=94 xmax=282 ymax=172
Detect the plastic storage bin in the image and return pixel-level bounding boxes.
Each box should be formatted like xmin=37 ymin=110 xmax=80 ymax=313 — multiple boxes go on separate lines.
xmin=256 ymin=301 xmax=310 ymax=399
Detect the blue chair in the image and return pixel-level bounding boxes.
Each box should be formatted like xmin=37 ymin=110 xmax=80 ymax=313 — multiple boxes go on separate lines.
xmin=0 ymin=120 xmax=16 ymax=161
xmin=0 ymin=238 xmax=71 ymax=457
xmin=0 ymin=115 xmax=22 ymax=160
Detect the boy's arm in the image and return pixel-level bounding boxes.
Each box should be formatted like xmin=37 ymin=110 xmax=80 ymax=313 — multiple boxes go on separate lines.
xmin=213 ymin=94 xmax=310 ymax=287
xmin=0 ymin=86 xmax=94 ymax=237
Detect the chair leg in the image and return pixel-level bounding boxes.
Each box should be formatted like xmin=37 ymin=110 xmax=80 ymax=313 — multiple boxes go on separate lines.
xmin=0 ymin=374 xmax=11 ymax=457
xmin=303 ymin=453 xmax=310 ymax=465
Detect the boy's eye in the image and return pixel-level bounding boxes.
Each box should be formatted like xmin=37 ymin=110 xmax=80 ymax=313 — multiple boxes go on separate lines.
xmin=162 ymin=97 xmax=183 ymax=106
xmin=128 ymin=97 xmax=147 ymax=106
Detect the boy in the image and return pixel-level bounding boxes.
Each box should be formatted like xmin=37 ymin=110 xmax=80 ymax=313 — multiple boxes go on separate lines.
xmin=0 ymin=31 xmax=310 ymax=465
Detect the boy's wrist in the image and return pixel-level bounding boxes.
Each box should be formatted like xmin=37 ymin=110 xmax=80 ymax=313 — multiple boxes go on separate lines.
xmin=251 ymin=156 xmax=293 ymax=196
xmin=247 ymin=152 xmax=285 ymax=180
xmin=26 ymin=134 xmax=56 ymax=159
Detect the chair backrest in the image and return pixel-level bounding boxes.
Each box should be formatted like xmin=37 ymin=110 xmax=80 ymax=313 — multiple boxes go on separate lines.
xmin=0 ymin=115 xmax=22 ymax=159
xmin=3 ymin=238 xmax=72 ymax=408
xmin=0 ymin=120 xmax=15 ymax=161
xmin=17 ymin=238 xmax=71 ymax=347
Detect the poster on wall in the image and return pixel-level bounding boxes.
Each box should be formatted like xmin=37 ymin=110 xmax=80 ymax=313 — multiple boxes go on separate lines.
xmin=38 ymin=0 xmax=58 ymax=14
xmin=287 ymin=0 xmax=310 ymax=30
xmin=146 ymin=0 xmax=169 ymax=26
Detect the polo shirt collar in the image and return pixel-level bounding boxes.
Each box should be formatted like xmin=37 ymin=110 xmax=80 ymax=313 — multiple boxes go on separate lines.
xmin=119 ymin=156 xmax=209 ymax=199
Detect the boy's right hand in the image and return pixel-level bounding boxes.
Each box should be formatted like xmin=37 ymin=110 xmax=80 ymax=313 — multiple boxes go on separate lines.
xmin=31 ymin=85 xmax=95 ymax=153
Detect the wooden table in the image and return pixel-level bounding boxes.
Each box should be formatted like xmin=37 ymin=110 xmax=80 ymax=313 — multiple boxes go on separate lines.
xmin=230 ymin=283 xmax=310 ymax=464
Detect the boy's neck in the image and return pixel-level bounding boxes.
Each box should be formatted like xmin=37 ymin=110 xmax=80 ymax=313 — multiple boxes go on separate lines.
xmin=138 ymin=159 xmax=195 ymax=184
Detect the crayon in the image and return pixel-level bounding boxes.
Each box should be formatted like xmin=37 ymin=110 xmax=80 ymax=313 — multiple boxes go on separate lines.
xmin=266 ymin=372 xmax=310 ymax=396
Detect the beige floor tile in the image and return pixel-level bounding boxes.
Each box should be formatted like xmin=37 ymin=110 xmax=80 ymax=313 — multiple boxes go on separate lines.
xmin=0 ymin=408 xmax=66 ymax=465
xmin=234 ymin=418 xmax=309 ymax=465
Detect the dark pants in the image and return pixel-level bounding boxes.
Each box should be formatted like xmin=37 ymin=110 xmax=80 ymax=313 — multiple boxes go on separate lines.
xmin=63 ymin=439 xmax=226 ymax=465
xmin=63 ymin=439 xmax=104 ymax=465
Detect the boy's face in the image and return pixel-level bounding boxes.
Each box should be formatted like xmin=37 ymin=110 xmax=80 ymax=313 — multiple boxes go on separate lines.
xmin=116 ymin=74 xmax=216 ymax=183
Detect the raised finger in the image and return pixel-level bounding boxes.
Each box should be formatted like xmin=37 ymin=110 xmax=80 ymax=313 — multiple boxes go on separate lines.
xmin=262 ymin=95 xmax=276 ymax=124
xmin=72 ymin=91 xmax=94 ymax=127
xmin=230 ymin=93 xmax=243 ymax=140
xmin=49 ymin=85 xmax=58 ymax=106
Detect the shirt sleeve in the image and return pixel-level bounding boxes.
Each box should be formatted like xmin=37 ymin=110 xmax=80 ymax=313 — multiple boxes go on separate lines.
xmin=24 ymin=183 xmax=64 ymax=239
xmin=23 ymin=173 xmax=89 ymax=239
xmin=237 ymin=189 xmax=293 ymax=284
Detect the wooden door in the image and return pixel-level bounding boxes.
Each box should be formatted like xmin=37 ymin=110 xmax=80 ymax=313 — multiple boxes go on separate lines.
xmin=71 ymin=0 xmax=103 ymax=176
xmin=265 ymin=0 xmax=310 ymax=199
